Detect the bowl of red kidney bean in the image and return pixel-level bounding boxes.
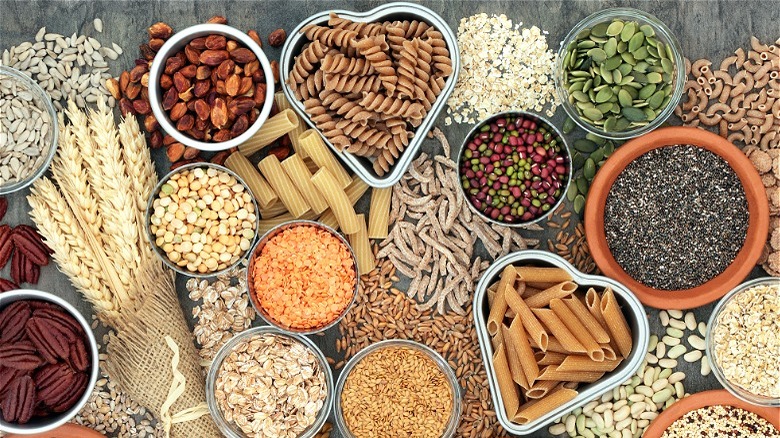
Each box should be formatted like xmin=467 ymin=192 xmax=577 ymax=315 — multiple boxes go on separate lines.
xmin=457 ymin=111 xmax=571 ymax=227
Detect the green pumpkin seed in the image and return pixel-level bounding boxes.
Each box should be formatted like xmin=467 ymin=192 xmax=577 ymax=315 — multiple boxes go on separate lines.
xmin=572 ymin=151 xmax=586 ymax=169
xmin=624 ymin=85 xmax=639 ymax=99
xmin=588 ymin=88 xmax=597 ymax=102
xmin=617 ymin=40 xmax=628 ymax=53
xmin=661 ymin=58 xmax=674 ymax=74
xmin=603 ymin=116 xmax=617 ymax=132
xmin=590 ymin=148 xmax=605 ymax=163
xmin=638 ymin=83 xmax=657 ymax=99
xmin=620 ymin=51 xmax=637 ymax=65
xmin=646 ymin=45 xmax=659 ymax=58
xmin=585 ymin=133 xmax=608 ymax=146
xmin=648 ymin=90 xmax=665 ymax=109
xmin=634 ymin=61 xmax=650 ymax=72
xmin=620 ymin=22 xmax=636 ymax=42
xmin=570 ymin=70 xmax=591 ymax=77
xmin=600 ymin=65 xmax=613 ymax=83
xmin=595 ymin=87 xmax=613 ymax=103
xmin=563 ymin=117 xmax=576 ymax=134
xmin=577 ymin=29 xmax=591 ymax=40
xmin=634 ymin=101 xmax=649 ymax=108
xmin=647 ymin=72 xmax=663 ymax=83
xmin=568 ymin=81 xmax=585 ymax=93
xmin=617 ymin=89 xmax=633 ymax=107
xmin=584 ymin=158 xmax=597 ymax=180
xmin=603 ymin=142 xmax=616 ymax=157
xmin=612 ymin=69 xmax=623 ymax=84
xmin=614 ymin=117 xmax=631 ymax=131
xmin=567 ymin=180 xmax=578 ymax=201
xmin=644 ymin=107 xmax=657 ymax=120
xmin=665 ymin=44 xmax=674 ymax=60
xmin=604 ymin=38 xmax=618 ymax=57
xmin=647 ymin=36 xmax=659 ymax=47
xmin=606 ymin=21 xmax=624 ymax=36
xmin=582 ymin=107 xmax=604 ymax=121
xmin=582 ymin=78 xmax=594 ymax=93
xmin=640 ymin=24 xmax=655 ymax=37
xmin=604 ymin=55 xmax=623 ymax=71
xmin=622 ymin=106 xmax=647 ymax=122
xmin=628 ymin=32 xmax=645 ymax=52
xmin=588 ymin=48 xmax=608 ymax=62
xmin=591 ymin=22 xmax=610 ymax=38
xmin=661 ymin=94 xmax=672 ymax=108
xmin=571 ymin=90 xmax=590 ymax=102
xmin=593 ymin=75 xmax=602 ymax=87
xmin=596 ymin=102 xmax=614 ymax=114
xmin=576 ymin=176 xmax=589 ymax=195
xmin=578 ymin=39 xmax=597 ymax=49
xmin=574 ymin=138 xmax=598 ymax=153
xmin=619 ymin=75 xmax=635 ymax=85
xmin=576 ymin=101 xmax=596 ymax=110
xmin=574 ymin=194 xmax=586 ymax=214
xmin=618 ymin=63 xmax=633 ymax=76
xmin=634 ymin=47 xmax=649 ymax=60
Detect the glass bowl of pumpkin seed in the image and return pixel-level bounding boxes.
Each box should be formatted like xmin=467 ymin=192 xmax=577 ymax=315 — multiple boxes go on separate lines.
xmin=555 ymin=8 xmax=685 ymax=140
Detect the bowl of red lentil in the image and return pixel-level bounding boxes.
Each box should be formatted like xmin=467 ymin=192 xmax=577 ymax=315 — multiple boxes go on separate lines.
xmin=247 ymin=220 xmax=359 ymax=334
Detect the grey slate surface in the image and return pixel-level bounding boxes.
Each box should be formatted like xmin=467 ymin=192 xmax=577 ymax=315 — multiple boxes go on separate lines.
xmin=1 ymin=1 xmax=777 ymax=436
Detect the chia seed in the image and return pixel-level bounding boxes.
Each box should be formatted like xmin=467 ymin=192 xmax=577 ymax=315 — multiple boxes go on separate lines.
xmin=604 ymin=145 xmax=748 ymax=290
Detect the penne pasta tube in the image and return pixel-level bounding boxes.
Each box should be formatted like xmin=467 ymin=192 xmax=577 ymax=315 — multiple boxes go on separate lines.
xmin=524 ymin=287 xmax=543 ymax=297
xmin=537 ymin=365 xmax=605 ymax=383
xmin=311 ymin=167 xmax=360 ymax=234
xmin=556 ymin=356 xmax=622 ymax=373
xmin=491 ymin=325 xmax=504 ymax=351
xmin=318 ymin=178 xmax=369 ymax=230
xmin=274 ymin=92 xmax=308 ymax=158
xmin=225 ymin=152 xmax=278 ymax=208
xmin=299 ymin=129 xmax=352 ymax=188
xmin=586 ymin=288 xmax=622 ymax=357
xmin=509 ymin=316 xmax=540 ymax=385
xmin=538 ymin=351 xmax=568 ymax=366
xmin=504 ymin=307 xmax=517 ymax=320
xmin=487 ymin=267 xmax=515 ymax=336
xmin=600 ymin=288 xmax=633 ymax=359
xmin=487 ymin=287 xmax=497 ymax=307
xmin=513 ymin=387 xmax=578 ymax=425
xmin=532 ymin=308 xmax=586 ymax=354
xmin=280 ymin=154 xmax=329 ymax=214
xmin=348 ymin=214 xmax=375 ymax=276
xmin=501 ymin=324 xmax=530 ymax=390
xmin=600 ymin=344 xmax=617 ymax=361
xmin=526 ymin=282 xmax=560 ymax=291
xmin=493 ymin=343 xmax=521 ymax=418
xmin=257 ymin=155 xmax=311 ymax=218
xmin=239 ymin=109 xmax=300 ymax=156
xmin=525 ymin=281 xmax=578 ymax=308
xmin=504 ymin=285 xmax=549 ymax=352
xmin=525 ymin=380 xmax=560 ymax=400
xmin=515 ymin=267 xmax=572 ymax=284
xmin=550 ymin=299 xmax=604 ymax=362
xmin=367 ymin=187 xmax=392 ymax=239
xmin=562 ymin=296 xmax=610 ymax=344
xmin=529 ymin=335 xmax=569 ymax=354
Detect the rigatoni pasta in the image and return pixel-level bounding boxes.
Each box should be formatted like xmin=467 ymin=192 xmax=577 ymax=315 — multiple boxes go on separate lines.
xmin=348 ymin=214 xmax=375 ymax=276
xmin=224 ymin=152 xmax=279 ymax=209
xmin=299 ymin=129 xmax=352 ymax=188
xmin=280 ymin=154 xmax=329 ymax=214
xmin=367 ymin=187 xmax=391 ymax=239
xmin=311 ymin=167 xmax=361 ymax=234
xmin=257 ymin=155 xmax=311 ymax=218
xmin=239 ymin=109 xmax=300 ymax=156
xmin=274 ymin=92 xmax=308 ymax=159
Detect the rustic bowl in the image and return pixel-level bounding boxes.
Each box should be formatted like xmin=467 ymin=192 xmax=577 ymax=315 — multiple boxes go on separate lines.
xmin=148 ymin=23 xmax=275 ymax=151
xmin=4 ymin=423 xmax=105 ymax=438
xmin=0 ymin=290 xmax=99 ymax=435
xmin=643 ymin=390 xmax=780 ymax=437
xmin=584 ymin=127 xmax=769 ymax=309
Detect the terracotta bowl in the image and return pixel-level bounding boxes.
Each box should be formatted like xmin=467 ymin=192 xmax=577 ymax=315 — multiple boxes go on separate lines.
xmin=5 ymin=423 xmax=104 ymax=438
xmin=584 ymin=127 xmax=769 ymax=309
xmin=643 ymin=389 xmax=780 ymax=437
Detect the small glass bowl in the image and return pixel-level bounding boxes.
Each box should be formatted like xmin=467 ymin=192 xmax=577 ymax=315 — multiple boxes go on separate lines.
xmin=456 ymin=110 xmax=572 ymax=228
xmin=554 ymin=8 xmax=685 ymax=140
xmin=706 ymin=277 xmax=780 ymax=407
xmin=206 ymin=326 xmax=334 ymax=438
xmin=246 ymin=220 xmax=359 ymax=335
xmin=145 ymin=162 xmax=260 ymax=278
xmin=0 ymin=66 xmax=58 ymax=195
xmin=334 ymin=339 xmax=462 ymax=438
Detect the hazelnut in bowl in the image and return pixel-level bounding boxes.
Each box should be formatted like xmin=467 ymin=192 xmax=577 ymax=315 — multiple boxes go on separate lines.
xmin=148 ymin=24 xmax=274 ymax=151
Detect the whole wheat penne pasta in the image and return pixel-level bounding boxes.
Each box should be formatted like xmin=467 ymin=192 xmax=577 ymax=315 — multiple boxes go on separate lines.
xmin=280 ymin=154 xmax=329 ymax=214
xmin=367 ymin=187 xmax=391 ymax=239
xmin=524 ymin=287 xmax=543 ymax=297
xmin=537 ymin=365 xmax=605 ymax=383
xmin=532 ymin=308 xmax=586 ymax=353
xmin=274 ymin=92 xmax=308 ymax=158
xmin=601 ymin=344 xmax=617 ymax=361
xmin=257 ymin=155 xmax=311 ymax=218
xmin=504 ymin=286 xmax=549 ymax=352
xmin=493 ymin=343 xmax=521 ymax=418
xmin=550 ymin=299 xmax=604 ymax=362
xmin=526 ymin=282 xmax=560 ymax=291
xmin=311 ymin=167 xmax=360 ymax=234
xmin=348 ymin=214 xmax=375 ymax=276
xmin=600 ymin=288 xmax=633 ymax=358
xmin=529 ymin=336 xmax=569 ymax=354
xmin=525 ymin=281 xmax=578 ymax=308
xmin=508 ymin=316 xmax=540 ymax=385
xmin=487 ymin=287 xmax=497 ymax=307
xmin=556 ymin=356 xmax=622 ymax=373
xmin=491 ymin=324 xmax=504 ymax=351
xmin=562 ymin=296 xmax=610 ymax=344
xmin=487 ymin=287 xmax=507 ymax=337
xmin=239 ymin=109 xmax=300 ymax=156
xmin=501 ymin=324 xmax=530 ymax=389
xmin=318 ymin=178 xmax=369 ymax=230
xmin=504 ymin=307 xmax=517 ymax=320
xmin=525 ymin=380 xmax=560 ymax=400
xmin=538 ymin=351 xmax=567 ymax=366
xmin=225 ymin=152 xmax=278 ymax=208
xmin=299 ymin=129 xmax=352 ymax=188
xmin=515 ymin=267 xmax=572 ymax=284
xmin=513 ymin=387 xmax=577 ymax=425
xmin=585 ymin=289 xmax=619 ymax=356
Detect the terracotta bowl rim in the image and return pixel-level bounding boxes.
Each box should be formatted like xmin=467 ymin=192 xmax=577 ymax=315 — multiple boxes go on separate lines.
xmin=584 ymin=126 xmax=769 ymax=309
xmin=6 ymin=423 xmax=105 ymax=438
xmin=643 ymin=389 xmax=780 ymax=437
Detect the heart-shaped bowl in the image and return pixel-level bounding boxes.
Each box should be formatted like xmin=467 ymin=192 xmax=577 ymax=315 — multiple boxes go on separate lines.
xmin=473 ymin=250 xmax=649 ymax=435
xmin=643 ymin=389 xmax=780 ymax=437
xmin=280 ymin=2 xmax=460 ymax=188
xmin=584 ymin=126 xmax=769 ymax=309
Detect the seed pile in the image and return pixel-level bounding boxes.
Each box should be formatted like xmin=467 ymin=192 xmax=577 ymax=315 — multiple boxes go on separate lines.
xmin=605 ymin=145 xmax=748 ymax=290
xmin=546 ymin=207 xmax=598 ymax=274
xmin=744 ymin=146 xmax=780 ymax=275
xmin=711 ymin=282 xmax=780 ymax=398
xmin=379 ymin=128 xmax=538 ymax=314
xmin=660 ymin=405 xmax=779 ymax=438
xmin=1 ymin=25 xmax=121 ymax=110
xmin=337 ymin=254 xmax=509 ymax=437
xmin=446 ymin=13 xmax=558 ymax=124
xmin=564 ymin=128 xmax=623 ymax=215
xmin=187 ymin=266 xmax=255 ymax=363
xmin=676 ymin=36 xmax=780 ymax=149
xmin=0 ymin=74 xmax=53 ymax=185
xmin=656 ymin=309 xmax=711 ymax=377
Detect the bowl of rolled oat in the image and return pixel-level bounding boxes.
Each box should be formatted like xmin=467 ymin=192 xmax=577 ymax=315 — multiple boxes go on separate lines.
xmin=205 ymin=326 xmax=333 ymax=438
xmin=0 ymin=66 xmax=58 ymax=195
xmin=706 ymin=277 xmax=780 ymax=407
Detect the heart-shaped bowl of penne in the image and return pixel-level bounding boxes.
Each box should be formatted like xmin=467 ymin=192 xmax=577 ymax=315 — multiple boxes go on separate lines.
xmin=473 ymin=249 xmax=649 ymax=435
